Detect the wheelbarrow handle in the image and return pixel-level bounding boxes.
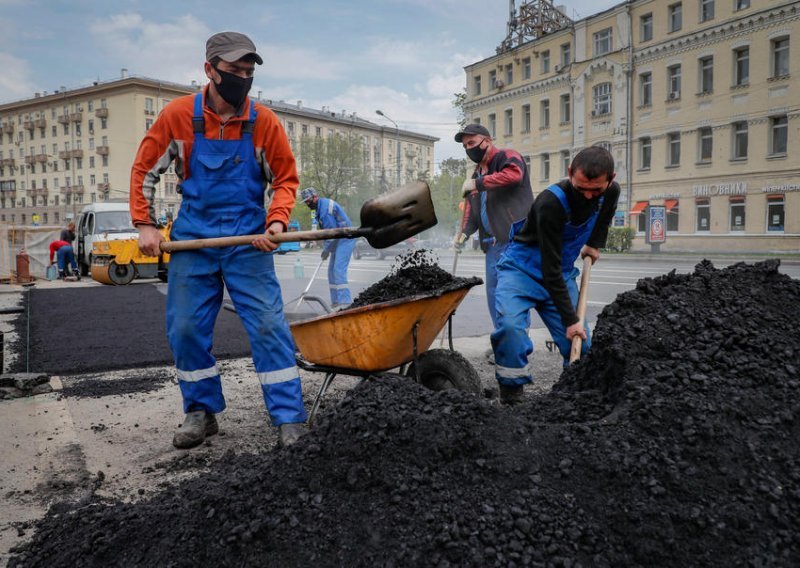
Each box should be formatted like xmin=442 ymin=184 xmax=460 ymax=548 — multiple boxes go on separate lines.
xmin=160 ymin=227 xmax=370 ymax=253
xmin=569 ymin=256 xmax=593 ymax=364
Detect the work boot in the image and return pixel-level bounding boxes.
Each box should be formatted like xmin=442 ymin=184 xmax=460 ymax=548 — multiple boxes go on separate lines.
xmin=499 ymin=384 xmax=524 ymax=405
xmin=75 ymin=272 xmax=81 ymax=281
xmin=58 ymin=271 xmax=66 ymax=280
xmin=172 ymin=410 xmax=219 ymax=449
xmin=278 ymin=422 xmax=308 ymax=448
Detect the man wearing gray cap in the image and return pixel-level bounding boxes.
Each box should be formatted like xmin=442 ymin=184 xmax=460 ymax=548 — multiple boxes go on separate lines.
xmin=131 ymin=31 xmax=309 ymax=450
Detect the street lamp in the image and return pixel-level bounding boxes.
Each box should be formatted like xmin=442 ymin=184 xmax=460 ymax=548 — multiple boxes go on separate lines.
xmin=375 ymin=110 xmax=401 ymax=187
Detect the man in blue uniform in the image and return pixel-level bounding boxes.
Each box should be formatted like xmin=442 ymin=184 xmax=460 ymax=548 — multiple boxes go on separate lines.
xmin=492 ymin=146 xmax=620 ymax=404
xmin=300 ymin=187 xmax=356 ymax=308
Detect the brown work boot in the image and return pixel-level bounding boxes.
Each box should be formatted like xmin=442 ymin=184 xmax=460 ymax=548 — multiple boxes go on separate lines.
xmin=172 ymin=410 xmax=219 ymax=449
xmin=278 ymin=422 xmax=308 ymax=448
xmin=499 ymin=384 xmax=524 ymax=405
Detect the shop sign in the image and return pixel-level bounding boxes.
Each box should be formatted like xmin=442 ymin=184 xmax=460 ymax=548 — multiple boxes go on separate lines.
xmin=762 ymin=183 xmax=800 ymax=193
xmin=645 ymin=206 xmax=666 ymax=244
xmin=692 ymin=182 xmax=747 ymax=197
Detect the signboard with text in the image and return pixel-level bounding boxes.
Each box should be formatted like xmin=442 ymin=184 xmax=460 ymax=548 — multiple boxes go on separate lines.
xmin=646 ymin=206 xmax=666 ymax=245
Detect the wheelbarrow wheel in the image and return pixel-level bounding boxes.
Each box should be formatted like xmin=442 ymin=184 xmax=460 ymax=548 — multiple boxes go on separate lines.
xmin=405 ymin=349 xmax=480 ymax=394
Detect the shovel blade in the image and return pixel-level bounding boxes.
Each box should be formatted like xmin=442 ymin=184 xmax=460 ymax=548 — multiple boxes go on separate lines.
xmin=360 ymin=181 xmax=438 ymax=249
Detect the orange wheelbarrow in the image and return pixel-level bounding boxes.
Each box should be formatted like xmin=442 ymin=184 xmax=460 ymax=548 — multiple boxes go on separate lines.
xmin=290 ymin=279 xmax=482 ymax=423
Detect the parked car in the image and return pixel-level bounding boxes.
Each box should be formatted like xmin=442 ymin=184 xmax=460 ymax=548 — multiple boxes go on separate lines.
xmin=276 ymin=220 xmax=301 ymax=254
xmin=352 ymin=237 xmax=416 ymax=260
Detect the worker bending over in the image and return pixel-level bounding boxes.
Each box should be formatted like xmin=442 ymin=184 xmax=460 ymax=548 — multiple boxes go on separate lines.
xmin=492 ymin=146 xmax=619 ymax=404
xmin=131 ymin=31 xmax=308 ymax=449
xmin=49 ymin=239 xmax=80 ymax=280
xmin=300 ymin=187 xmax=355 ymax=308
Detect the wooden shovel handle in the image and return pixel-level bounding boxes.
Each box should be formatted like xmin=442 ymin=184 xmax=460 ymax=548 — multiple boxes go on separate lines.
xmin=569 ymin=256 xmax=594 ymax=363
xmin=160 ymin=227 xmax=369 ymax=253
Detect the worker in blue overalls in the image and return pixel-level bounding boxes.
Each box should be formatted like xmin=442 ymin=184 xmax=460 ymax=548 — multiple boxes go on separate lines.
xmin=300 ymin=187 xmax=356 ymax=309
xmin=492 ymin=146 xmax=620 ymax=405
xmin=131 ymin=32 xmax=308 ymax=449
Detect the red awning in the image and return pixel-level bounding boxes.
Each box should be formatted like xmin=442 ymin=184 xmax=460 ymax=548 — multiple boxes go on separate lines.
xmin=629 ymin=201 xmax=648 ymax=215
xmin=665 ymin=199 xmax=678 ymax=212
xmin=767 ymin=194 xmax=784 ymax=201
xmin=729 ymin=196 xmax=745 ymax=203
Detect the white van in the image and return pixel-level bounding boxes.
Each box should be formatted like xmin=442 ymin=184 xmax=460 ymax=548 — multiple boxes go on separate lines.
xmin=75 ymin=201 xmax=139 ymax=275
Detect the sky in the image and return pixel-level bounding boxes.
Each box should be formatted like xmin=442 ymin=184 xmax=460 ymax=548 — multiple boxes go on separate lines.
xmin=0 ymin=0 xmax=619 ymax=169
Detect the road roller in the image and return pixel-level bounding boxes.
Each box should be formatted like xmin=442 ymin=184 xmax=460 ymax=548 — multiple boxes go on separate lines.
xmin=91 ymin=227 xmax=171 ymax=285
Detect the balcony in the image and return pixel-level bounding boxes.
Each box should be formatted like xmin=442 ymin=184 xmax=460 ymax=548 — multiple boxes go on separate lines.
xmin=60 ymin=184 xmax=85 ymax=196
xmin=97 ymin=182 xmax=110 ymax=193
xmin=24 ymin=155 xmax=36 ymax=165
xmin=58 ymin=149 xmax=84 ymax=160
xmin=0 ymin=189 xmax=16 ymax=198
xmin=1 ymin=124 xmax=13 ymax=134
xmin=23 ymin=118 xmax=46 ymax=130
xmin=69 ymin=112 xmax=83 ymax=123
xmin=95 ymin=108 xmax=109 ymax=118
xmin=34 ymin=153 xmax=49 ymax=163
xmin=0 ymin=158 xmax=15 ymax=168
xmin=95 ymin=145 xmax=109 ymax=156
xmin=26 ymin=187 xmax=49 ymax=197
xmin=57 ymin=115 xmax=70 ymax=124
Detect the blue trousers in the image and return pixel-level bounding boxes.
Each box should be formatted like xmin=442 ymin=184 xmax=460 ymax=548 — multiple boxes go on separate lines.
xmin=491 ymin=263 xmax=590 ymax=386
xmin=56 ymin=246 xmax=77 ymax=273
xmin=484 ymin=242 xmax=507 ymax=329
xmin=166 ymin=246 xmax=307 ymax=426
xmin=328 ymin=239 xmax=355 ymax=305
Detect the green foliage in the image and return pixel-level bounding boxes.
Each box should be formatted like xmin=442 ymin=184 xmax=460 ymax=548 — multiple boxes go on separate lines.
xmin=603 ymin=227 xmax=636 ymax=252
xmin=452 ymin=89 xmax=467 ymax=130
xmin=427 ymin=157 xmax=469 ymax=239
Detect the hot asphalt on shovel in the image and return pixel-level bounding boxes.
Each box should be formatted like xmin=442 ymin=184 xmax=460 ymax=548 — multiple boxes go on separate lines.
xmin=569 ymin=256 xmax=593 ymax=364
xmin=160 ymin=181 xmax=437 ymax=253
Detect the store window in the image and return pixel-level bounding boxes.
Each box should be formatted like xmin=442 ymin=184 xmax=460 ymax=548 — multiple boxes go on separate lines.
xmin=666 ymin=200 xmax=679 ymax=231
xmin=631 ymin=202 xmax=648 ymax=232
xmin=695 ymin=198 xmax=710 ymax=231
xmin=729 ymin=198 xmax=745 ymax=231
xmin=766 ymin=195 xmax=784 ymax=231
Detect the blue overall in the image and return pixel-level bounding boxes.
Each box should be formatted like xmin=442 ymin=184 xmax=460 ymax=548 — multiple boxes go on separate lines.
xmin=315 ymin=197 xmax=355 ymax=306
xmin=491 ymin=184 xmax=601 ymax=386
xmin=166 ymin=94 xmax=307 ymax=426
xmin=56 ymin=245 xmax=78 ymax=274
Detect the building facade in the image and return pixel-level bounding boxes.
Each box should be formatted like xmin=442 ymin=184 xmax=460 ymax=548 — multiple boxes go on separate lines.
xmin=0 ymin=76 xmax=436 ymax=226
xmin=463 ymin=0 xmax=799 ymax=252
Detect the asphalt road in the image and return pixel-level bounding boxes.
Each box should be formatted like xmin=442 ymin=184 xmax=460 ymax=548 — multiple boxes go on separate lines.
xmin=268 ymin=249 xmax=800 ymax=339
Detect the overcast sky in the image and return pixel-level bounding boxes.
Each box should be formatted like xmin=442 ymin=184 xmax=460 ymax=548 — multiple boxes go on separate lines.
xmin=0 ymin=0 xmax=619 ymax=167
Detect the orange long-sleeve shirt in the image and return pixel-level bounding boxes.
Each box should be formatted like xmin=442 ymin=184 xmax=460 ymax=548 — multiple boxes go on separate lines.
xmin=130 ymin=86 xmax=298 ymax=230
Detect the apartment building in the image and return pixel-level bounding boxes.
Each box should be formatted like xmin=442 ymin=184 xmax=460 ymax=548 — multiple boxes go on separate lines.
xmin=0 ymin=76 xmax=436 ymax=226
xmin=463 ymin=0 xmax=799 ymax=252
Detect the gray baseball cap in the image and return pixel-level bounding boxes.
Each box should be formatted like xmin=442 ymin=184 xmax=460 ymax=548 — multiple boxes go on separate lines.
xmin=206 ymin=31 xmax=263 ymax=65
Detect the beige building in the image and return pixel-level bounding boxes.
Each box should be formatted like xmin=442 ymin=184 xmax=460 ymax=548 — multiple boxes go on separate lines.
xmin=0 ymin=75 xmax=436 ymax=226
xmin=464 ymin=0 xmax=799 ymax=252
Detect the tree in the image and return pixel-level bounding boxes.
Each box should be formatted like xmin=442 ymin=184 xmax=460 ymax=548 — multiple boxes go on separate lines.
xmin=452 ymin=89 xmax=467 ymax=130
xmin=427 ymin=157 xmax=468 ymax=240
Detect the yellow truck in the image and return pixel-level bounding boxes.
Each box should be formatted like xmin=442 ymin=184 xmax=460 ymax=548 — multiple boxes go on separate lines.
xmin=90 ymin=223 xmax=171 ymax=285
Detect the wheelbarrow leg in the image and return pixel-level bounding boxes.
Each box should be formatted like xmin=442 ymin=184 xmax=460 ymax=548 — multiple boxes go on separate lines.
xmin=309 ymin=371 xmax=337 ymax=426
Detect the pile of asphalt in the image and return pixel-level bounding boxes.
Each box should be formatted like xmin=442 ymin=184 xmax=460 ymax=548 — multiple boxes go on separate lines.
xmin=349 ymin=249 xmax=482 ymax=308
xmin=9 ymin=260 xmax=800 ymax=566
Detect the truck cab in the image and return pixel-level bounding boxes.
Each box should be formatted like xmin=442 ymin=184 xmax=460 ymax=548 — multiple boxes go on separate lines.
xmin=75 ymin=202 xmax=139 ymax=275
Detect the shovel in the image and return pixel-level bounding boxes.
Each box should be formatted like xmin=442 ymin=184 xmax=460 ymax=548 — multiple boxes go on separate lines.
xmin=569 ymin=256 xmax=593 ymax=364
xmin=160 ymin=181 xmax=437 ymax=253
xmin=438 ymin=197 xmax=471 ymax=348
xmin=293 ymin=258 xmax=325 ymax=311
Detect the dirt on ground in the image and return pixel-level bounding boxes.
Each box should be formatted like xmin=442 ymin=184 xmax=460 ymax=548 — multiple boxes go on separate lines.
xmin=6 ymin=259 xmax=800 ymax=567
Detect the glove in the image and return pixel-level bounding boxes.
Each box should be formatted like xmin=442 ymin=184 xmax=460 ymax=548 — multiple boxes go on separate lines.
xmin=461 ymin=178 xmax=477 ymax=197
xmin=321 ymin=250 xmax=330 ymax=261
xmin=453 ymin=233 xmax=468 ymax=251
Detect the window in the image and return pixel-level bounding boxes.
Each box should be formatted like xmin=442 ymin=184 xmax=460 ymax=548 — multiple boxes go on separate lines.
xmin=489 ymin=70 xmax=497 ymax=89
xmin=696 ymin=198 xmax=710 ymax=231
xmin=145 ymin=98 xmax=154 ymax=112
xmin=769 ymin=115 xmax=788 ymax=155
xmin=640 ymin=13 xmax=653 ymax=42
xmin=145 ymin=119 xmax=153 ymax=131
xmin=772 ymin=37 xmax=790 ymax=78
xmin=560 ymin=43 xmax=571 ymax=67
xmin=540 ymin=153 xmax=550 ymax=180
xmin=698 ymin=127 xmax=713 ymax=162
xmin=100 ymin=118 xmax=107 ymax=129
xmin=699 ymin=56 xmax=713 ymax=93
xmin=592 ymin=83 xmax=612 ymax=115
xmin=504 ymin=109 xmax=513 ymax=136
xmin=734 ymin=47 xmax=749 ymax=86
xmin=488 ymin=113 xmax=497 ymax=138
xmin=505 ymin=64 xmax=513 ymax=85
xmin=640 ymin=137 xmax=652 ymax=169
xmin=561 ymin=151 xmax=570 ymax=177
xmin=732 ymin=121 xmax=748 ymax=159
xmin=473 ymin=76 xmax=481 ymax=95
xmin=594 ymin=28 xmax=613 ymax=56
xmin=522 ymin=57 xmax=531 ymax=79
xmin=735 ymin=0 xmax=750 ymax=10
xmin=540 ymin=100 xmax=550 ymax=129
xmin=700 ymin=0 xmax=714 ymax=22
xmin=522 ymin=104 xmax=531 ymax=133
xmin=767 ymin=196 xmax=784 ymax=231
xmin=668 ymin=65 xmax=682 ymax=98
xmin=667 ymin=132 xmax=681 ymax=166
xmin=669 ymin=3 xmax=682 ymax=32
xmin=559 ymin=94 xmax=571 ymax=123
xmin=730 ymin=199 xmax=745 ymax=231
xmin=640 ymin=72 xmax=652 ymax=106
xmin=51 ymin=125 xmax=57 ymax=137
xmin=541 ymin=50 xmax=550 ymax=73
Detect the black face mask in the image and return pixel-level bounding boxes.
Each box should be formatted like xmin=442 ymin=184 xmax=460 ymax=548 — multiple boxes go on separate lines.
xmin=213 ymin=66 xmax=253 ymax=108
xmin=465 ymin=142 xmax=487 ymax=164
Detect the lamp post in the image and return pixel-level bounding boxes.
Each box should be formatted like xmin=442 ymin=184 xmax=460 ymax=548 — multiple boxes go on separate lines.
xmin=375 ymin=110 xmax=400 ymax=187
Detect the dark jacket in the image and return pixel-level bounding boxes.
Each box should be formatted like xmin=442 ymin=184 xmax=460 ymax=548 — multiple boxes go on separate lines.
xmin=460 ymin=146 xmax=533 ymax=252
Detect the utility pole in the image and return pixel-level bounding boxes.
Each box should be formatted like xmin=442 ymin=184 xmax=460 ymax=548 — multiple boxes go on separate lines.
xmin=375 ymin=110 xmax=401 ymax=187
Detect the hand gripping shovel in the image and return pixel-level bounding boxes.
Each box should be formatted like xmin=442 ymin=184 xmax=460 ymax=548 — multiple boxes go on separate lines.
xmin=160 ymin=181 xmax=437 ymax=253
xmin=569 ymin=256 xmax=593 ymax=364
